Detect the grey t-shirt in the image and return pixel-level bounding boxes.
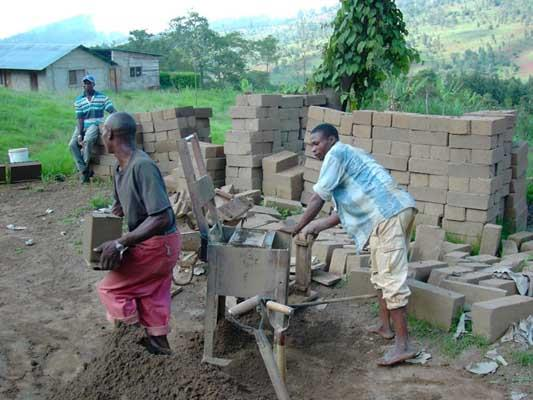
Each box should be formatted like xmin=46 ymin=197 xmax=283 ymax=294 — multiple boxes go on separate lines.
xmin=113 ymin=150 xmax=175 ymax=233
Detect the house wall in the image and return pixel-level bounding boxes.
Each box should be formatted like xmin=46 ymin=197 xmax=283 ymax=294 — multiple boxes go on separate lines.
xmin=45 ymin=48 xmax=111 ymax=91
xmin=111 ymin=51 xmax=159 ymax=91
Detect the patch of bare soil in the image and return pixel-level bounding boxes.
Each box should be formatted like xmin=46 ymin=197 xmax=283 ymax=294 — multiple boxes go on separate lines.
xmin=0 ymin=179 xmax=529 ymax=400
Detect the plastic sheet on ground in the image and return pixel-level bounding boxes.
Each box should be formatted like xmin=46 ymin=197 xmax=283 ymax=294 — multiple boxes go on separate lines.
xmin=493 ymin=268 xmax=532 ymax=296
xmin=406 ymin=351 xmax=432 ymax=365
xmin=511 ymin=391 xmax=527 ymax=400
xmin=501 ymin=315 xmax=533 ymax=346
xmin=454 ymin=312 xmax=471 ymax=340
xmin=466 ymin=361 xmax=499 ymax=375
xmin=485 ymin=349 xmax=508 ymax=366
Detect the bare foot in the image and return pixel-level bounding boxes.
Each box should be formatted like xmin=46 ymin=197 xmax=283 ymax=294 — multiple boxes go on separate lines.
xmin=368 ymin=325 xmax=395 ymax=340
xmin=377 ymin=344 xmax=416 ymax=366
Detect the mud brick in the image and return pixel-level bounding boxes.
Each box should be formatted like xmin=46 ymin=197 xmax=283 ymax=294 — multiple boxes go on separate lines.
xmin=83 ymin=212 xmax=123 ymax=264
xmin=471 ymin=148 xmax=505 ymax=165
xmin=280 ymin=119 xmax=300 ymax=131
xmin=444 ymin=205 xmax=466 ymax=221
xmin=373 ymin=154 xmax=408 ymax=171
xmin=443 ymin=242 xmax=472 ymax=254
xmin=409 ymin=130 xmax=448 ymax=146
xmin=155 ymin=140 xmax=178 ymax=153
xmin=409 ymin=158 xmax=448 ymax=175
xmin=172 ymin=107 xmax=194 ymax=118
xmin=479 ymin=279 xmax=518 ymax=295
xmin=245 ymin=94 xmax=281 ymax=107
xmin=507 ymin=231 xmax=533 ymax=248
xmin=353 ymin=138 xmax=373 ymax=152
xmin=235 ymin=95 xmax=249 ymax=106
xmin=194 ymin=142 xmax=224 ymax=159
xmin=407 ymin=279 xmax=465 ymax=331
xmin=414 ymin=213 xmax=441 ymax=227
xmin=442 ymin=220 xmax=484 ymax=239
xmin=303 ymin=94 xmax=327 ymax=106
xmin=166 ymin=130 xmax=179 ymax=140
xmin=138 ymin=112 xmax=152 ymax=122
xmin=154 ymin=131 xmax=167 ymax=142
xmin=424 ymin=202 xmax=444 ymax=217
xmin=373 ymin=126 xmax=410 ymax=142
xmin=263 ymin=196 xmax=302 ymax=212
xmin=511 ymin=141 xmax=528 ymax=165
xmin=449 ymin=149 xmax=471 ymax=163
xmin=391 ymin=112 xmax=412 ymax=129
xmin=448 ymin=269 xmax=494 ymax=284
xmin=339 ymin=135 xmax=353 ymax=145
xmin=304 ymin=169 xmax=320 ymax=182
xmin=153 ymin=118 xmax=178 ymax=132
xmin=308 ymin=106 xmax=326 ymax=121
xmin=511 ymin=163 xmax=527 ymax=179
xmin=0 ymin=164 xmax=6 ymax=183
xmin=447 ymin=116 xmax=471 ymax=134
xmin=428 ymin=116 xmax=450 ymax=133
xmin=448 ymin=177 xmax=469 ymax=192
xmin=150 ymin=110 xmax=165 ymax=120
xmin=467 ymin=208 xmax=498 ymax=223
xmin=280 ymin=95 xmax=304 ymax=108
xmin=236 ymin=167 xmax=262 ymax=181
xmin=430 ymin=146 xmax=450 ymax=161
xmin=372 ymin=111 xmax=392 ymax=127
xmin=279 ymin=108 xmax=300 ymax=120
xmin=232 ymin=118 xmax=280 ymax=132
xmin=160 ymin=108 xmax=176 ymax=120
xmin=411 ymin=144 xmax=430 ymax=159
xmin=447 ymin=192 xmax=491 ymax=210
xmin=224 ymin=142 xmax=272 ymax=156
xmin=470 ymin=177 xmax=501 ymax=194
xmin=194 ymin=107 xmax=213 ymax=118
xmin=391 ymin=141 xmax=410 ymax=157
xmin=427 ymin=266 xmax=475 ymax=286
xmin=226 ymin=130 xmax=275 ymax=143
xmin=9 ymin=162 xmax=42 ymax=183
xmin=329 ymin=248 xmax=357 ymax=275
xmin=352 ymin=110 xmax=373 ymax=125
xmin=510 ymin=178 xmax=526 ymax=194
xmin=472 ymin=296 xmax=533 ymax=343
xmin=373 ymin=140 xmax=391 ymax=154
xmin=226 ymin=154 xmax=265 ymax=168
xmin=230 ymin=106 xmax=273 ymax=119
xmin=443 ymin=251 xmax=470 ymax=264
xmin=346 ymin=268 xmax=376 ymax=296
xmin=410 ymin=173 xmax=429 ymax=187
xmin=408 ymin=260 xmax=448 ymax=282
xmin=324 ymin=108 xmax=343 ymax=126
xmin=520 ymin=240 xmax=533 ymax=252
xmin=411 ymin=225 xmax=445 ymax=261
xmin=448 ymin=163 xmax=495 ymax=179
xmin=141 ymin=121 xmax=154 ymax=133
xmin=429 ymin=175 xmax=448 ymax=190
xmin=449 ymin=134 xmax=497 ymax=150
xmin=346 ymin=254 xmax=371 ymax=270
xmin=406 ymin=114 xmax=430 ymax=131
xmin=262 ymin=151 xmax=299 ymax=175
xmin=312 ymin=241 xmax=345 ymax=266
xmin=501 ymin=239 xmax=518 ymax=256
xmin=470 ymin=116 xmax=507 ymax=136
xmin=440 ymin=280 xmax=507 ymax=306
xmin=352 ymin=124 xmax=372 ymax=138
xmin=305 ymin=157 xmax=323 ymax=172
xmin=339 ymin=113 xmax=354 ymax=135
xmin=391 ymin=171 xmax=410 ymax=185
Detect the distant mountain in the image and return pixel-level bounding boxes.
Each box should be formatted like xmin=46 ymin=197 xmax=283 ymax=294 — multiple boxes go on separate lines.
xmin=1 ymin=15 xmax=127 ymax=46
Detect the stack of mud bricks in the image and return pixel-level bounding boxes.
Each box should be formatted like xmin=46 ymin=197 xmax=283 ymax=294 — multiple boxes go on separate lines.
xmin=171 ymin=142 xmax=226 ymax=192
xmin=91 ymin=106 xmax=213 ymax=177
xmin=262 ymin=151 xmax=304 ymax=200
xmin=226 ymin=94 xmax=281 ymax=192
xmin=301 ymin=106 xmax=527 ymax=242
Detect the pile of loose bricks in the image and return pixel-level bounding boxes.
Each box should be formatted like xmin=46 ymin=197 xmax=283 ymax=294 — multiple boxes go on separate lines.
xmin=225 ymin=94 xmax=327 ymax=192
xmin=303 ymin=106 xmax=528 ymax=243
xmin=91 ymin=106 xmax=213 ymax=177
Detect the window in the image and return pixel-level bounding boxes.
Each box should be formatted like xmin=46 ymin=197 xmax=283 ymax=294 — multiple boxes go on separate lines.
xmin=69 ymin=69 xmax=85 ymax=86
xmin=130 ymin=66 xmax=142 ymax=77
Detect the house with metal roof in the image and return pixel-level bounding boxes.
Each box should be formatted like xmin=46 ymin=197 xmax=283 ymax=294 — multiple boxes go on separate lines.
xmin=0 ymin=43 xmax=160 ymax=91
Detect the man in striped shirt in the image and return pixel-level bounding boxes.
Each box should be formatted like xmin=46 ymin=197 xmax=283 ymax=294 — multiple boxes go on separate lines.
xmin=69 ymin=74 xmax=116 ymax=183
xmin=288 ymin=123 xmax=417 ymax=366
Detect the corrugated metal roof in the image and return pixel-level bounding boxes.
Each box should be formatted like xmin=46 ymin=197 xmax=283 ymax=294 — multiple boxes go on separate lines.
xmin=0 ymin=43 xmax=115 ymax=71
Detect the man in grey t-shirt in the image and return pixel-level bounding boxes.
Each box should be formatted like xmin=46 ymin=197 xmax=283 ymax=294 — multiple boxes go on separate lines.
xmin=95 ymin=112 xmax=181 ymax=355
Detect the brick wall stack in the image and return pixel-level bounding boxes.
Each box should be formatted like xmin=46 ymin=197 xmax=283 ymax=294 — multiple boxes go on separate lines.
xmin=171 ymin=142 xmax=226 ymax=192
xmin=276 ymin=95 xmax=304 ymax=153
xmin=262 ymin=151 xmax=304 ymax=200
xmin=91 ymin=106 xmax=213 ymax=178
xmin=300 ymin=106 xmax=527 ymax=243
xmin=225 ymin=94 xmax=281 ymax=192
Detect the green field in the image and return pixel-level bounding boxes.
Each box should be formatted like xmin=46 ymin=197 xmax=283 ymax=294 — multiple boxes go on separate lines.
xmin=0 ymin=88 xmax=235 ymax=177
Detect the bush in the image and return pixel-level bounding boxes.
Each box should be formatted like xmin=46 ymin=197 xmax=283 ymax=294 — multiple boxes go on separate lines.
xmin=159 ymin=72 xmax=200 ymax=90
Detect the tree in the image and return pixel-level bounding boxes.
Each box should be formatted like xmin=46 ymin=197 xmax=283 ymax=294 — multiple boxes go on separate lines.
xmin=313 ymin=0 xmax=419 ymax=109
xmin=255 ymin=35 xmax=280 ymax=73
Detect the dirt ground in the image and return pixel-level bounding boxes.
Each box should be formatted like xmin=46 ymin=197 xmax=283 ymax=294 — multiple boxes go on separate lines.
xmin=0 ymin=179 xmax=531 ymax=400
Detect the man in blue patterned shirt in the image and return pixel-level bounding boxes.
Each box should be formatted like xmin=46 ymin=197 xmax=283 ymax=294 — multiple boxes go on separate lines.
xmin=69 ymin=75 xmax=116 ymax=183
xmin=289 ymin=123 xmax=417 ymax=366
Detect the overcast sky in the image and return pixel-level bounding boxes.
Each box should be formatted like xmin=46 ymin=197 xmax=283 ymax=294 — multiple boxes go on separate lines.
xmin=0 ymin=0 xmax=339 ymax=38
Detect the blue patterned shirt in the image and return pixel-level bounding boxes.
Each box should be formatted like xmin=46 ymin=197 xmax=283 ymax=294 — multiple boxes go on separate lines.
xmin=74 ymin=91 xmax=114 ymax=129
xmin=313 ymin=142 xmax=415 ymax=252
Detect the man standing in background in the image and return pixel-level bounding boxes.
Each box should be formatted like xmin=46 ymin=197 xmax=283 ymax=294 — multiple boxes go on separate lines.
xmin=69 ymin=74 xmax=116 ymax=183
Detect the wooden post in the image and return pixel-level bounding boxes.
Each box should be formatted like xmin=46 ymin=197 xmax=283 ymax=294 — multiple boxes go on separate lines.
xmin=294 ymin=235 xmax=315 ymax=295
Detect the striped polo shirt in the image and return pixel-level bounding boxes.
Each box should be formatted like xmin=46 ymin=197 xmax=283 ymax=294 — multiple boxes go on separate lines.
xmin=313 ymin=142 xmax=416 ymax=252
xmin=74 ymin=91 xmax=114 ymax=129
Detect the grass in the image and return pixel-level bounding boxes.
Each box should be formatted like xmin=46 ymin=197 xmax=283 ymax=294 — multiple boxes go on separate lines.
xmin=445 ymin=232 xmax=480 ymax=255
xmin=513 ymin=350 xmax=533 ymax=367
xmin=89 ymin=194 xmax=113 ymax=210
xmin=408 ymin=314 xmax=489 ymax=359
xmin=0 ymin=87 xmax=235 ymax=178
